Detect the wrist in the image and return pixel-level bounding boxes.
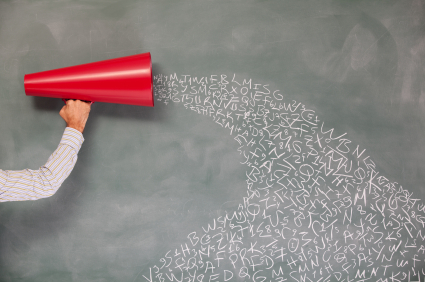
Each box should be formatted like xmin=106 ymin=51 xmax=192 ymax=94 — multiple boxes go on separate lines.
xmin=67 ymin=123 xmax=84 ymax=133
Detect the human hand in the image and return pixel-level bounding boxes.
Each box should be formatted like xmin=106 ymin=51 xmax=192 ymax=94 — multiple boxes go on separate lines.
xmin=59 ymin=100 xmax=91 ymax=133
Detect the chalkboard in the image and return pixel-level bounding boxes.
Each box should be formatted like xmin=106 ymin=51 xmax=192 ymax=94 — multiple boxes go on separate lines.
xmin=0 ymin=0 xmax=425 ymax=281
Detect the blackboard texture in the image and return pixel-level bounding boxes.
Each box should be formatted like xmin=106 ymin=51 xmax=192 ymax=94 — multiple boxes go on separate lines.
xmin=1 ymin=1 xmax=425 ymax=281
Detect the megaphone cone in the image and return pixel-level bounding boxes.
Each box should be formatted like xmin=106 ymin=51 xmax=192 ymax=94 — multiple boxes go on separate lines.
xmin=24 ymin=52 xmax=153 ymax=107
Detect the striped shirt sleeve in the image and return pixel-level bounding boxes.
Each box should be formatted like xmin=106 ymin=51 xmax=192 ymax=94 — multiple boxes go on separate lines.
xmin=0 ymin=127 xmax=84 ymax=202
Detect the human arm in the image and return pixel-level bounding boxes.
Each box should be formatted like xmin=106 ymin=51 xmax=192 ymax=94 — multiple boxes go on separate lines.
xmin=0 ymin=128 xmax=84 ymax=201
xmin=0 ymin=100 xmax=91 ymax=202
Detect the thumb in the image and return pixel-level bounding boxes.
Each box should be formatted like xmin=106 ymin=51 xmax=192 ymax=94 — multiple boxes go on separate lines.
xmin=59 ymin=105 xmax=67 ymax=119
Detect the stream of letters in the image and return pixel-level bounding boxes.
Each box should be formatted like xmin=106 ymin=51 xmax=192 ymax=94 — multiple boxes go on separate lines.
xmin=149 ymin=73 xmax=425 ymax=282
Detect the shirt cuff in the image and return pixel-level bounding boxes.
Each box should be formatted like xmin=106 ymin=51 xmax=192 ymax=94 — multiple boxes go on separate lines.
xmin=60 ymin=127 xmax=85 ymax=153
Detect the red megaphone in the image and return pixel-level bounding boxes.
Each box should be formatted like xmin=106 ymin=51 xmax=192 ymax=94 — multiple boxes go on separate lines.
xmin=24 ymin=52 xmax=153 ymax=107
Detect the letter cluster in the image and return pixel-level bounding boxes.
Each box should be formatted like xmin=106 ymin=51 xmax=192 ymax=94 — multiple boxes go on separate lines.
xmin=147 ymin=73 xmax=425 ymax=282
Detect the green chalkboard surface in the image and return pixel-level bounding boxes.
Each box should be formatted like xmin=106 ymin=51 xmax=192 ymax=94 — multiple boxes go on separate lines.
xmin=1 ymin=1 xmax=425 ymax=281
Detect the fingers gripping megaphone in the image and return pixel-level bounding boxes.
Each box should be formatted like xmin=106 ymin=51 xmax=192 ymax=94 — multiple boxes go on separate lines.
xmin=24 ymin=52 xmax=153 ymax=107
